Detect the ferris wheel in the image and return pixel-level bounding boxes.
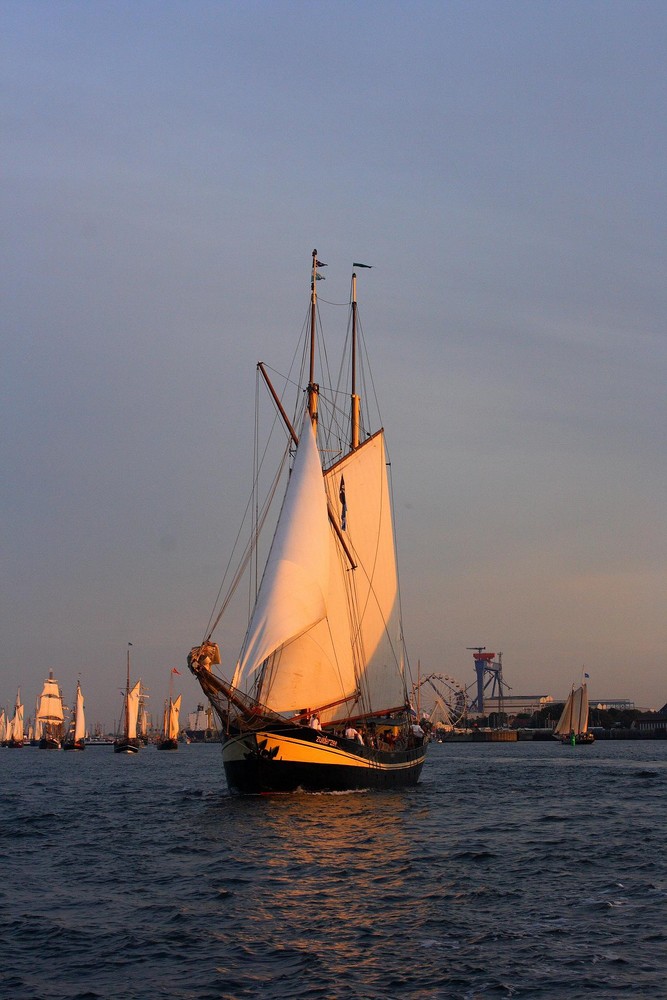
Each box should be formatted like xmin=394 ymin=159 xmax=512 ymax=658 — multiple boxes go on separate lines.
xmin=412 ymin=673 xmax=468 ymax=727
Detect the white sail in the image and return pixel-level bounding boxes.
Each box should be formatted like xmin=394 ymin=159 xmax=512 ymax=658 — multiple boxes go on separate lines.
xmin=34 ymin=695 xmax=43 ymax=740
xmin=233 ymin=414 xmax=405 ymax=720
xmin=234 ymin=412 xmax=330 ymax=691
xmin=554 ymin=683 xmax=589 ymax=736
xmin=10 ymin=693 xmax=24 ymax=742
xmin=73 ymin=683 xmax=86 ymax=743
xmin=168 ymin=695 xmax=181 ymax=741
xmin=0 ymin=709 xmax=5 ymax=743
xmin=126 ymin=680 xmax=141 ymax=740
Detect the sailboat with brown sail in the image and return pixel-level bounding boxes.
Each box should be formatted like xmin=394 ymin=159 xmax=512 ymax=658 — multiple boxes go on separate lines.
xmin=114 ymin=646 xmax=141 ymax=754
xmin=188 ymin=251 xmax=428 ymax=794
xmin=553 ymin=677 xmax=595 ymax=745
xmin=158 ymin=669 xmax=182 ymax=750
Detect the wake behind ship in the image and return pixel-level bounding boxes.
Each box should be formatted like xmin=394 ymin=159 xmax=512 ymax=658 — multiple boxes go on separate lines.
xmin=188 ymin=251 xmax=427 ymax=794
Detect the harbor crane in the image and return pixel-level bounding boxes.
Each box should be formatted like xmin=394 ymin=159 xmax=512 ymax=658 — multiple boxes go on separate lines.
xmin=466 ymin=648 xmax=512 ymax=715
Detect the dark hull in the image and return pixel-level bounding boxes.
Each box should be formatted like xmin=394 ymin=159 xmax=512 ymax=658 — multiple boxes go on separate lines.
xmin=63 ymin=741 xmax=85 ymax=751
xmin=7 ymin=740 xmax=24 ymax=749
xmin=39 ymin=737 xmax=62 ymax=750
xmin=222 ymin=723 xmax=426 ymax=795
xmin=556 ymin=733 xmax=595 ymax=745
xmin=113 ymin=738 xmax=140 ymax=754
xmin=157 ymin=738 xmax=178 ymax=751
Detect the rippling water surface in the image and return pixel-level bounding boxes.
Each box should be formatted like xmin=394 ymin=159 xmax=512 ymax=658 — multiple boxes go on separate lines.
xmin=1 ymin=740 xmax=665 ymax=998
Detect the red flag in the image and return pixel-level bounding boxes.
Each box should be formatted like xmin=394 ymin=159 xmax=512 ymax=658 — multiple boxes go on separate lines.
xmin=172 ymin=668 xmax=181 ymax=675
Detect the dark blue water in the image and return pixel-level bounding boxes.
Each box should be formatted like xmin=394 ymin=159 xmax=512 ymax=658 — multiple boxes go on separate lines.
xmin=1 ymin=740 xmax=665 ymax=999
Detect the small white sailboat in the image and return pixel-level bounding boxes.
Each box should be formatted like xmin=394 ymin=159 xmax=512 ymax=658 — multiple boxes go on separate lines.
xmin=114 ymin=647 xmax=141 ymax=754
xmin=554 ymin=681 xmax=594 ymax=745
xmin=7 ymin=690 xmax=24 ymax=748
xmin=37 ymin=671 xmax=65 ymax=749
xmin=137 ymin=688 xmax=150 ymax=746
xmin=63 ymin=681 xmax=86 ymax=751
xmin=0 ymin=709 xmax=7 ymax=746
xmin=158 ymin=670 xmax=181 ymax=751
xmin=188 ymin=252 xmax=428 ymax=793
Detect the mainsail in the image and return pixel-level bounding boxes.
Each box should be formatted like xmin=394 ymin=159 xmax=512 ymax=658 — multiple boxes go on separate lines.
xmin=126 ymin=680 xmax=141 ymax=740
xmin=73 ymin=683 xmax=86 ymax=743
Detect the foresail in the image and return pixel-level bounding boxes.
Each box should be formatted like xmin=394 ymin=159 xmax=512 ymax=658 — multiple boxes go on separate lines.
xmin=554 ymin=691 xmax=574 ymax=735
xmin=233 ymin=413 xmax=330 ymax=691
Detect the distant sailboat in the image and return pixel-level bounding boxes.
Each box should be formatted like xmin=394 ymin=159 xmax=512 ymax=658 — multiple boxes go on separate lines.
xmin=7 ymin=690 xmax=24 ymax=748
xmin=158 ymin=669 xmax=181 ymax=751
xmin=0 ymin=709 xmax=6 ymax=745
xmin=554 ymin=682 xmax=594 ymax=745
xmin=37 ymin=671 xmax=65 ymax=749
xmin=114 ymin=647 xmax=141 ymax=754
xmin=63 ymin=681 xmax=86 ymax=751
xmin=137 ymin=688 xmax=150 ymax=746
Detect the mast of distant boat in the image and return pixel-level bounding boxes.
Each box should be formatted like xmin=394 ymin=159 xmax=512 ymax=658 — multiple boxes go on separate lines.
xmin=125 ymin=645 xmax=131 ymax=738
xmin=168 ymin=667 xmax=174 ymax=736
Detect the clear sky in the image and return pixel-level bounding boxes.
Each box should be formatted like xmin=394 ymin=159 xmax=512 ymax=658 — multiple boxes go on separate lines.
xmin=3 ymin=0 xmax=666 ymax=730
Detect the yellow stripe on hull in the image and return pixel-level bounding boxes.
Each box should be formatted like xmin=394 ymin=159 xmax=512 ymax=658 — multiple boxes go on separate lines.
xmin=223 ymin=729 xmax=425 ymax=772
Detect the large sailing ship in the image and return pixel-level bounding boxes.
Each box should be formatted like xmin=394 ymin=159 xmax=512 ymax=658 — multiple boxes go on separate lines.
xmin=188 ymin=251 xmax=428 ymax=794
xmin=36 ymin=671 xmax=65 ymax=749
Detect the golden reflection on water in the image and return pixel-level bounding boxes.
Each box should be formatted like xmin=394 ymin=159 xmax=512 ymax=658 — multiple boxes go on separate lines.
xmin=221 ymin=792 xmax=419 ymax=973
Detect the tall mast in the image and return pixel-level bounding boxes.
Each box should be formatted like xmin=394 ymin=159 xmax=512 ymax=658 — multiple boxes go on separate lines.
xmin=308 ymin=249 xmax=319 ymax=423
xmin=350 ymin=271 xmax=360 ymax=450
xmin=126 ymin=644 xmax=131 ymax=737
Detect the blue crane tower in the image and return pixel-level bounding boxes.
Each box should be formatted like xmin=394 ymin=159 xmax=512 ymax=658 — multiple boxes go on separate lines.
xmin=466 ymin=647 xmax=512 ymax=715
